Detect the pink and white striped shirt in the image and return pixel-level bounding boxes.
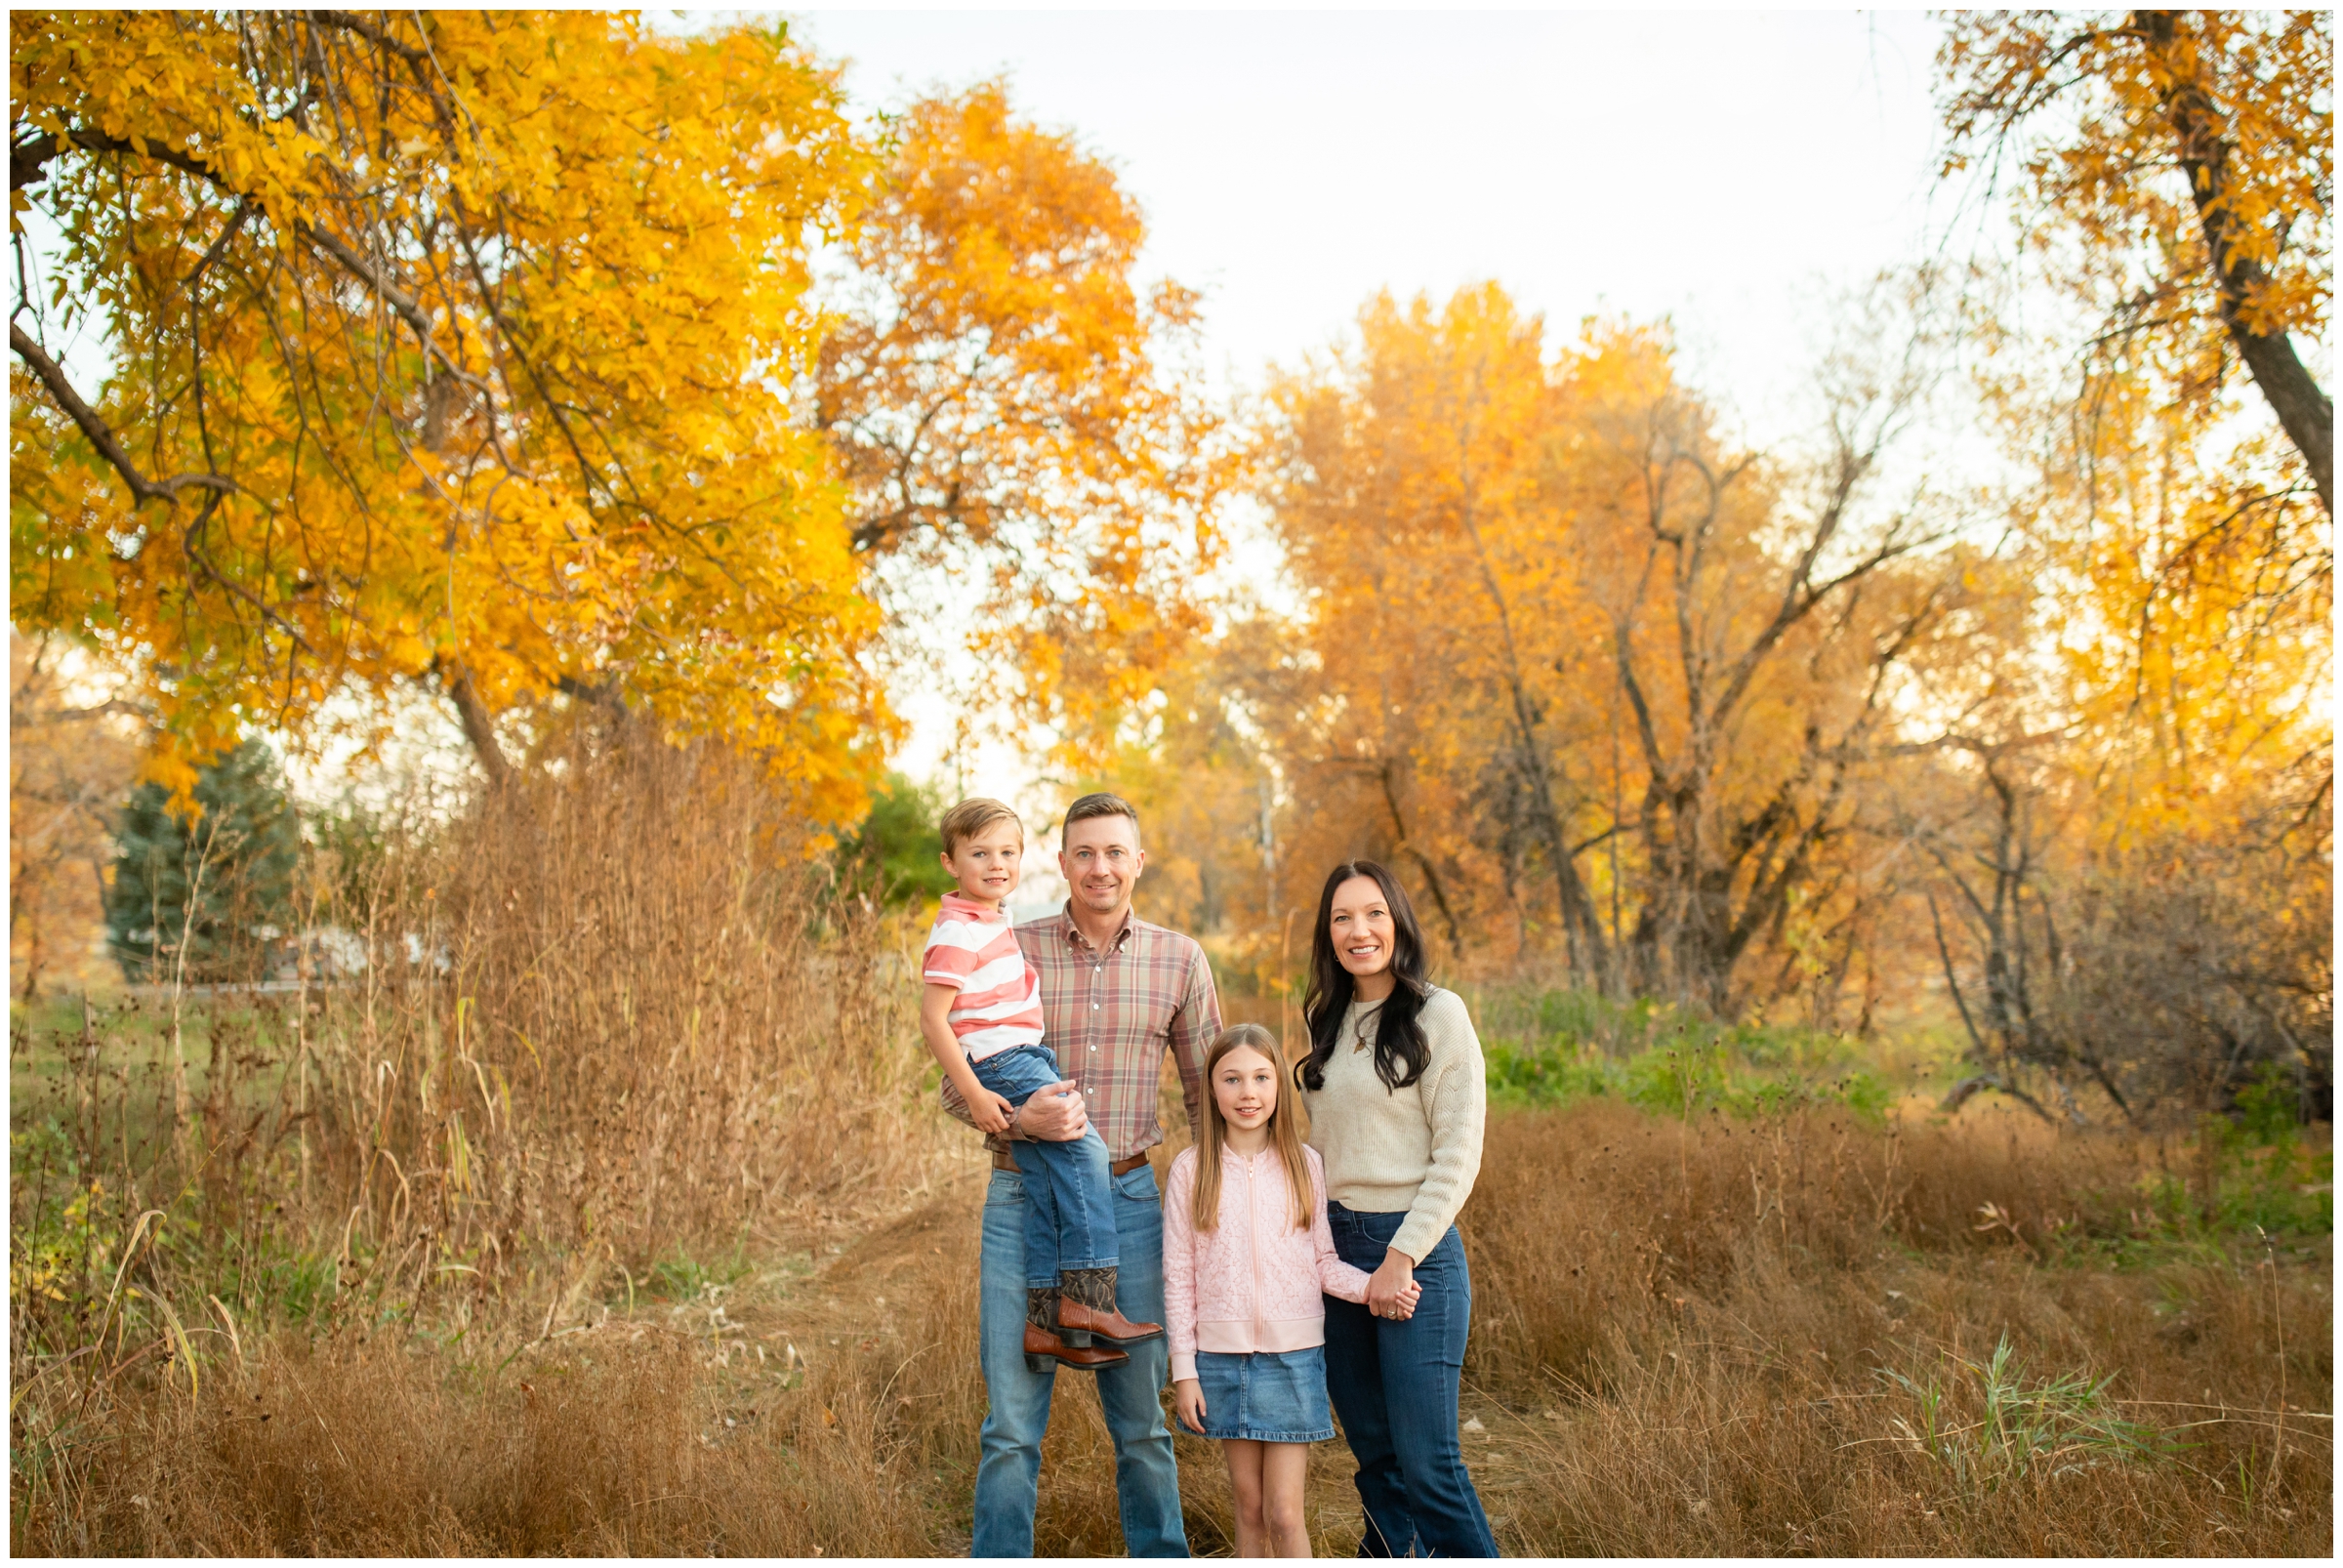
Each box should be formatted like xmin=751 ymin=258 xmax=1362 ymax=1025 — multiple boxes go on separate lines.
xmin=922 ymin=893 xmax=1047 ymax=1062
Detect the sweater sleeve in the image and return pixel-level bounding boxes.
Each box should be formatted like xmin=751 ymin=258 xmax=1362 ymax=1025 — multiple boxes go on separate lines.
xmin=1162 ymin=1150 xmax=1201 ymax=1382
xmin=1390 ymin=990 xmax=1487 ymax=1265
xmin=1305 ymin=1147 xmax=1373 ymax=1303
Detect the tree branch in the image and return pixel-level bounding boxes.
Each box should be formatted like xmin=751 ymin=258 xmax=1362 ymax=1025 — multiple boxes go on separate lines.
xmin=2138 ymin=9 xmax=2334 ymax=515
xmin=11 ymin=132 xmax=62 ymax=190
xmin=10 ymin=322 xmax=233 ymax=507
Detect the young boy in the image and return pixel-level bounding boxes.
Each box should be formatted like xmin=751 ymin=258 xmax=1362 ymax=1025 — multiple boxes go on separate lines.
xmin=920 ymin=798 xmax=1164 ymax=1368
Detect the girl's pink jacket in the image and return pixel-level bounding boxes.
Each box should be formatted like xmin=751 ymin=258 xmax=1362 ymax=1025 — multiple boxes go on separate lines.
xmin=1162 ymin=1141 xmax=1375 ymax=1382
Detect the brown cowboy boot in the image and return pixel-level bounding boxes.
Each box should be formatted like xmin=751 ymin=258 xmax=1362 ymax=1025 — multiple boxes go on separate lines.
xmin=1022 ymin=1323 xmax=1131 ymax=1375
xmin=1053 ymin=1265 xmax=1165 ymax=1348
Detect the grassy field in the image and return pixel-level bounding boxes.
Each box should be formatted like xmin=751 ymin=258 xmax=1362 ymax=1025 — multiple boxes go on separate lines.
xmin=10 ymin=751 xmax=2329 ymax=1554
xmin=11 ymin=993 xmax=2330 ymax=1555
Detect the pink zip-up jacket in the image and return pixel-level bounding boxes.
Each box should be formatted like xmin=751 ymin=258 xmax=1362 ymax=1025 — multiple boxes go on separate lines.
xmin=1163 ymin=1141 xmax=1374 ymax=1382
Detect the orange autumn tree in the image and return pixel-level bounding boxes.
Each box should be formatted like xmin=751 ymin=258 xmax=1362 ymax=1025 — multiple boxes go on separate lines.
xmin=10 ymin=12 xmax=881 ymax=813
xmin=10 ymin=631 xmax=142 ymax=998
xmin=1223 ymin=285 xmax=1996 ymax=1011
xmin=815 ymin=81 xmax=1227 ymax=763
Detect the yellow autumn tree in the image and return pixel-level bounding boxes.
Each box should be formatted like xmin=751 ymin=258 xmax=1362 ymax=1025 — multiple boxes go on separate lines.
xmin=1211 ymin=285 xmax=2001 ymax=1011
xmin=1940 ymin=9 xmax=2332 ymax=513
xmin=1880 ymin=15 xmax=2337 ymax=1117
xmin=11 ymin=12 xmax=882 ymax=815
xmin=1937 ymin=7 xmax=2331 ymax=928
xmin=10 ymin=631 xmax=142 ymax=998
xmin=815 ymin=81 xmax=1227 ymax=763
xmin=14 ymin=25 xmax=1221 ymax=818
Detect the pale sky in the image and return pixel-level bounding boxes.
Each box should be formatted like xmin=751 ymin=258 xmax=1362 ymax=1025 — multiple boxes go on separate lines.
xmin=794 ymin=8 xmax=1951 ymax=420
xmin=784 ymin=7 xmax=1959 ymax=812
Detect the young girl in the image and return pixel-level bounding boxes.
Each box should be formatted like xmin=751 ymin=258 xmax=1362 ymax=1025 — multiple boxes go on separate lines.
xmin=1164 ymin=1024 xmax=1421 ymax=1558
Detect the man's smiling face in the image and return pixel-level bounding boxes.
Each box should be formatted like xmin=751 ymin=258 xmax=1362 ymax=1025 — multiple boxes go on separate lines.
xmin=1058 ymin=811 xmax=1144 ymax=920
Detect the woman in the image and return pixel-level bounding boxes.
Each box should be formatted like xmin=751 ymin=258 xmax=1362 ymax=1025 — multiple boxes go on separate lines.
xmin=1297 ymin=860 xmax=1499 ymax=1558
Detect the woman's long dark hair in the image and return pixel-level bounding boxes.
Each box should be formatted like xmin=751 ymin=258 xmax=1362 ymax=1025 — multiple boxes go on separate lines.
xmin=1295 ymin=860 xmax=1432 ymax=1094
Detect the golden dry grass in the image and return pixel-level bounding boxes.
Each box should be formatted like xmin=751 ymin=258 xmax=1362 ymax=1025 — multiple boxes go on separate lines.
xmin=15 ymin=1099 xmax=2328 ymax=1555
xmin=11 ymin=736 xmax=2329 ymax=1553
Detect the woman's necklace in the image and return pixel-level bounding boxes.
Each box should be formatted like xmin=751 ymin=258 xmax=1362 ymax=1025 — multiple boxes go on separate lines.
xmin=1351 ymin=998 xmax=1384 ymax=1053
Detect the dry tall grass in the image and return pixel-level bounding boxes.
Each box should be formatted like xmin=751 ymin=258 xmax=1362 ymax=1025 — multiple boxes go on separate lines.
xmin=10 ymin=734 xmax=963 ymax=1548
xmin=15 ymin=1090 xmax=2328 ymax=1553
xmin=9 ymin=736 xmax=2329 ymax=1551
xmin=1459 ymin=1104 xmax=2328 ymax=1554
xmin=312 ymin=731 xmax=950 ymax=1267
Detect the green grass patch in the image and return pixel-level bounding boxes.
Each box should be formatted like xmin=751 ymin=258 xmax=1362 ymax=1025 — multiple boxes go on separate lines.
xmin=1473 ymin=986 xmax=1895 ymax=1122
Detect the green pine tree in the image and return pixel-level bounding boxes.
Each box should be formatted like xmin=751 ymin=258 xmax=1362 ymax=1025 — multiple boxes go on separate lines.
xmin=106 ymin=738 xmax=301 ymax=983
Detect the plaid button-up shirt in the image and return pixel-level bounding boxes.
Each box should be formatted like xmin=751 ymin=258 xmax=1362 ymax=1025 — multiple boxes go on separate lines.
xmin=941 ymin=902 xmax=1221 ymax=1163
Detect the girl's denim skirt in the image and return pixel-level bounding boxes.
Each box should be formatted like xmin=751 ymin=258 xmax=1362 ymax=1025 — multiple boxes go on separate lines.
xmin=1194 ymin=1345 xmax=1335 ymax=1443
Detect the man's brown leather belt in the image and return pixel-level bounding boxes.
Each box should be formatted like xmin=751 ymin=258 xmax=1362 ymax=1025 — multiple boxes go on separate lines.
xmin=994 ymin=1147 xmax=1150 ymax=1177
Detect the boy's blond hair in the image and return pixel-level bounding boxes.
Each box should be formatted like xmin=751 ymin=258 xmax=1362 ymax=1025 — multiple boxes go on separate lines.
xmin=939 ymin=797 xmax=1023 ymax=857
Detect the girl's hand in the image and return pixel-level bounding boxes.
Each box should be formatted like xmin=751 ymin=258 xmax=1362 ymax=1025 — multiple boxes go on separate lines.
xmin=971 ymin=1088 xmax=1016 ymax=1135
xmin=1173 ymin=1378 xmax=1208 ymax=1435
xmin=1366 ymin=1249 xmax=1417 ymax=1319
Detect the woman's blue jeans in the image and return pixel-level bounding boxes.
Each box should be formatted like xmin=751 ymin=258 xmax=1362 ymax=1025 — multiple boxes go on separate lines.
xmin=1323 ymin=1203 xmax=1500 ymax=1558
xmin=973 ymin=1162 xmax=1187 ymax=1557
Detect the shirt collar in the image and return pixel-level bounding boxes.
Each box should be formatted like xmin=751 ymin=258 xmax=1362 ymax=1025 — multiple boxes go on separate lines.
xmin=939 ymin=891 xmax=1008 ymax=924
xmin=1057 ymin=900 xmax=1136 ymax=954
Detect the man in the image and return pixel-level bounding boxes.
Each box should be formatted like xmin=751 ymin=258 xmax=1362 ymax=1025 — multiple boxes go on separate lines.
xmin=942 ymin=792 xmax=1221 ymax=1558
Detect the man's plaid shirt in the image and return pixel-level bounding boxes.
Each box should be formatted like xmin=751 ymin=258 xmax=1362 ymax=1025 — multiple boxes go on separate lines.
xmin=940 ymin=902 xmax=1222 ymax=1163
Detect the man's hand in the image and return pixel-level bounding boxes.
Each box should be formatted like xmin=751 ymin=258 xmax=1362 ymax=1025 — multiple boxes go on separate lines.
xmin=1172 ymin=1378 xmax=1208 ymax=1435
xmin=1013 ymin=1080 xmax=1089 ymax=1141
xmin=1366 ymin=1248 xmax=1418 ymax=1319
xmin=969 ymin=1087 xmax=1016 ymax=1135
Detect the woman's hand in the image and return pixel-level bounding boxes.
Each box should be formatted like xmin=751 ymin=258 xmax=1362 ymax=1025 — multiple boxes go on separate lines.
xmin=1366 ymin=1248 xmax=1418 ymax=1319
xmin=1173 ymin=1377 xmax=1208 ymax=1435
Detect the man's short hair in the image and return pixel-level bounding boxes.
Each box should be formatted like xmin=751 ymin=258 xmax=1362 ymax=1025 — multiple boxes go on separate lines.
xmin=938 ymin=798 xmax=1023 ymax=857
xmin=1061 ymin=792 xmax=1141 ymax=845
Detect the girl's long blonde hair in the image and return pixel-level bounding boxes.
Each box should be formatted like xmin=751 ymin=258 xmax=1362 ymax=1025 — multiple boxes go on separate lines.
xmin=1190 ymin=1023 xmax=1315 ymax=1233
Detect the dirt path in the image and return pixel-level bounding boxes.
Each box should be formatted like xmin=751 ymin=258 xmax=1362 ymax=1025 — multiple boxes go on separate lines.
xmin=649 ymin=1158 xmax=1565 ymax=1557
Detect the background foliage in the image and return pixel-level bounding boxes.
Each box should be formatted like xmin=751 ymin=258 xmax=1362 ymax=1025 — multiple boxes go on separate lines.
xmin=7 ymin=10 xmax=2331 ymax=1557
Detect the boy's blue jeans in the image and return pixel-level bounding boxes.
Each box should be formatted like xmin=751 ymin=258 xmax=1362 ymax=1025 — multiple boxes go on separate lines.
xmin=968 ymin=1044 xmax=1119 ymax=1286
xmin=975 ymin=1162 xmax=1186 ymax=1557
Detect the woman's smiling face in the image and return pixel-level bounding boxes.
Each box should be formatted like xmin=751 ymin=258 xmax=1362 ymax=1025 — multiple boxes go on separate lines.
xmin=1213 ymin=1045 xmax=1279 ymax=1132
xmin=1328 ymin=875 xmax=1396 ymax=979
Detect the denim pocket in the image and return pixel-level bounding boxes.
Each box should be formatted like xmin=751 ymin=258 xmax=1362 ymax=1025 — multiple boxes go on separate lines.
xmin=1116 ymin=1162 xmax=1160 ymax=1202
xmin=985 ymin=1169 xmax=1027 ymax=1209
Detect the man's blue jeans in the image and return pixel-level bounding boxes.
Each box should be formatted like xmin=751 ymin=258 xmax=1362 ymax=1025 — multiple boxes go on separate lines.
xmin=969 ymin=1045 xmax=1120 ymax=1286
xmin=1323 ymin=1203 xmax=1500 ymax=1558
xmin=974 ymin=1162 xmax=1188 ymax=1558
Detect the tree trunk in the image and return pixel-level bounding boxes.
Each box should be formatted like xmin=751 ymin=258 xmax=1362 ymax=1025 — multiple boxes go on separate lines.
xmin=445 ymin=666 xmax=514 ymax=787
xmin=2138 ymin=9 xmax=2334 ymax=515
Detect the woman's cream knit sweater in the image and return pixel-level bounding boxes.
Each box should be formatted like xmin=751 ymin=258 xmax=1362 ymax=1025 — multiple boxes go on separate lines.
xmin=1300 ymin=987 xmax=1486 ymax=1265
